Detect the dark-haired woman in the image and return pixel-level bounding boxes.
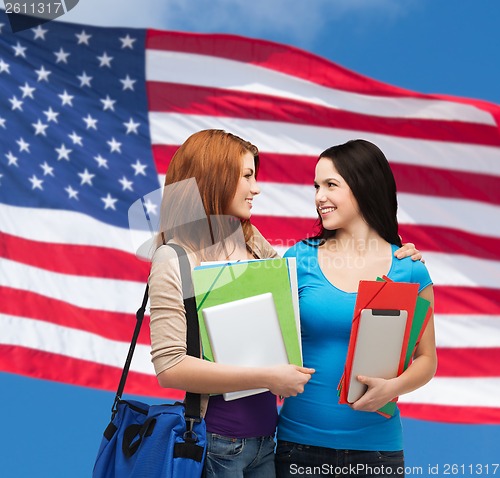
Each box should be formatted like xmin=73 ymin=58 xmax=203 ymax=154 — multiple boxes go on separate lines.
xmin=275 ymin=139 xmax=437 ymax=478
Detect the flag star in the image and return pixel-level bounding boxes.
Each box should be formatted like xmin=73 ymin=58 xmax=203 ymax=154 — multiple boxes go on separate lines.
xmin=68 ymin=131 xmax=83 ymax=146
xmin=32 ymin=25 xmax=48 ymax=40
xmin=32 ymin=119 xmax=49 ymax=136
xmin=40 ymin=162 xmax=55 ymax=176
xmin=118 ymin=176 xmax=133 ymax=191
xmin=56 ymin=143 xmax=72 ymax=161
xmin=35 ymin=65 xmax=51 ymax=82
xmin=12 ymin=42 xmax=27 ymax=58
xmin=77 ymin=71 xmax=92 ymax=87
xmin=9 ymin=96 xmax=23 ymax=111
xmin=144 ymin=199 xmax=158 ymax=215
xmin=100 ymin=95 xmax=116 ymax=111
xmin=54 ymin=47 xmax=70 ymax=63
xmin=120 ymin=75 xmax=136 ymax=91
xmin=59 ymin=90 xmax=74 ymax=106
xmin=120 ymin=34 xmax=137 ymax=49
xmin=17 ymin=137 xmax=30 ymax=153
xmin=20 ymin=82 xmax=36 ymax=99
xmin=124 ymin=117 xmax=140 ymax=134
xmin=44 ymin=107 xmax=59 ymax=123
xmin=101 ymin=193 xmax=118 ymax=210
xmin=97 ymin=51 xmax=113 ymax=68
xmin=0 ymin=59 xmax=10 ymax=74
xmin=65 ymin=185 xmax=79 ymax=199
xmin=29 ymin=175 xmax=44 ymax=190
xmin=0 ymin=117 xmax=6 ymax=128
xmin=131 ymin=159 xmax=147 ymax=176
xmin=75 ymin=30 xmax=91 ymax=45
xmin=78 ymin=168 xmax=95 ymax=186
xmin=83 ymin=114 xmax=98 ymax=130
xmin=94 ymin=154 xmax=109 ymax=168
xmin=107 ymin=137 xmax=122 ymax=153
xmin=6 ymin=151 xmax=19 ymax=166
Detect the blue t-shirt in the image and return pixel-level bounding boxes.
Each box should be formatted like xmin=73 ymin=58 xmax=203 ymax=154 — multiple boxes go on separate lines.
xmin=278 ymin=241 xmax=432 ymax=451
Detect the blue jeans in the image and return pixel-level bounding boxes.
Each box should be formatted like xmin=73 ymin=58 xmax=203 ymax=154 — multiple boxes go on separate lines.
xmin=275 ymin=441 xmax=404 ymax=477
xmin=203 ymin=433 xmax=276 ymax=478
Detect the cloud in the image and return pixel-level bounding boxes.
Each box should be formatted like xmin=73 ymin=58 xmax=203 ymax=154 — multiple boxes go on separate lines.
xmin=59 ymin=0 xmax=422 ymax=47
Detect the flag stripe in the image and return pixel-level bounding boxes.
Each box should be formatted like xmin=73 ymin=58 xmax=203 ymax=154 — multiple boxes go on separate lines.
xmin=149 ymin=113 xmax=500 ymax=176
xmin=435 ymin=315 xmax=500 ymax=347
xmin=0 ymin=345 xmax=182 ymax=400
xmin=147 ymin=81 xmax=500 ymax=147
xmin=400 ymin=377 xmax=500 ymax=408
xmin=1 ymin=258 xmax=143 ymax=314
xmin=0 ymin=231 xmax=149 ymax=281
xmin=398 ymin=404 xmax=500 ymax=424
xmin=0 ymin=287 xmax=151 ymax=344
xmin=0 ymin=313 xmax=152 ymax=373
xmin=436 ymin=348 xmax=500 ymax=377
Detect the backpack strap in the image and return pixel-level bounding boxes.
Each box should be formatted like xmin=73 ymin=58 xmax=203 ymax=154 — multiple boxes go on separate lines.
xmin=112 ymin=244 xmax=202 ymax=421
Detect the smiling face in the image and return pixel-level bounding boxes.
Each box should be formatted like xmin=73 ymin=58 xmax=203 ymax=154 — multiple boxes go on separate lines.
xmin=314 ymin=157 xmax=361 ymax=231
xmin=225 ymin=151 xmax=260 ymax=220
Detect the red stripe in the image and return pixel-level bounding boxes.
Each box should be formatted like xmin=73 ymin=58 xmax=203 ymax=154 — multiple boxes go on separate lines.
xmin=0 ymin=287 xmax=151 ymax=344
xmin=399 ymin=403 xmax=500 ymax=424
xmin=251 ymin=216 xmax=500 ymax=262
xmin=0 ymin=345 xmax=184 ymax=400
xmin=436 ymin=348 xmax=500 ymax=377
xmin=0 ymin=231 xmax=150 ymax=281
xmin=433 ymin=286 xmax=500 ymax=316
xmin=398 ymin=225 xmax=500 ymax=262
xmin=152 ymin=146 xmax=500 ymax=206
xmin=147 ymin=82 xmax=500 ymax=147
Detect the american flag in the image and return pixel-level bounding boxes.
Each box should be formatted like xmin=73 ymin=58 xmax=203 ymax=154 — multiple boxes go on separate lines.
xmin=1 ymin=11 xmax=499 ymax=423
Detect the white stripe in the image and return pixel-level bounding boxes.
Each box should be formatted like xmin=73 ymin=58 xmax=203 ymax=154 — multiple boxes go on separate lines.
xmin=146 ymin=50 xmax=495 ymax=125
xmin=252 ymin=182 xmax=500 ymax=239
xmin=424 ymin=252 xmax=500 ymax=289
xmin=0 ymin=258 xmax=143 ymax=314
xmin=0 ymin=203 xmax=157 ymax=254
xmin=148 ymin=113 xmax=500 ymax=177
xmin=435 ymin=315 xmax=500 ymax=348
xmin=400 ymin=377 xmax=500 ymax=407
xmin=0 ymin=314 xmax=154 ymax=375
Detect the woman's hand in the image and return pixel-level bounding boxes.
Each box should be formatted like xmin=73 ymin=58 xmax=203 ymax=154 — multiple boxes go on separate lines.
xmin=395 ymin=242 xmax=424 ymax=262
xmin=267 ymin=364 xmax=315 ymax=398
xmin=349 ymin=375 xmax=398 ymax=412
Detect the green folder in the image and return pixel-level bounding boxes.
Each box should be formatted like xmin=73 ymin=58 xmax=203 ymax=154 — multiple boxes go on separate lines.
xmin=192 ymin=258 xmax=302 ymax=366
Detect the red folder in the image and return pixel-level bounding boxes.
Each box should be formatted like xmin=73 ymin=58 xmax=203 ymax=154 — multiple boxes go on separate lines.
xmin=338 ymin=280 xmax=419 ymax=406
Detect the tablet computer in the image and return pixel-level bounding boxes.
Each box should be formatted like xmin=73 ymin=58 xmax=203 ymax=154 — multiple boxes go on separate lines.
xmin=202 ymin=292 xmax=289 ymax=400
xmin=347 ymin=308 xmax=408 ymax=403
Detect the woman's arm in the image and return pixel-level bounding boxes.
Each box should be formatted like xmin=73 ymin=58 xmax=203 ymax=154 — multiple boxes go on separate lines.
xmin=157 ymin=357 xmax=314 ymax=398
xmin=351 ymin=285 xmax=437 ymax=412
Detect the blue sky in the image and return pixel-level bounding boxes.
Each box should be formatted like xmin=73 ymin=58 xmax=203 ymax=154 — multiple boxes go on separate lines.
xmin=3 ymin=1 xmax=500 ymax=477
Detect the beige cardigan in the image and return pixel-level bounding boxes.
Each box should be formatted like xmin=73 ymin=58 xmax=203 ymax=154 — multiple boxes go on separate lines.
xmin=148 ymin=225 xmax=278 ymax=416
